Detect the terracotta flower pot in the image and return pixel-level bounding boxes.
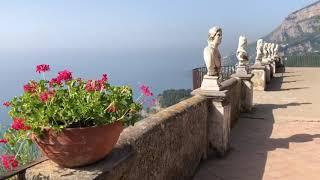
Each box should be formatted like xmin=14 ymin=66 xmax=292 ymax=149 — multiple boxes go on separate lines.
xmin=31 ymin=122 xmax=124 ymax=168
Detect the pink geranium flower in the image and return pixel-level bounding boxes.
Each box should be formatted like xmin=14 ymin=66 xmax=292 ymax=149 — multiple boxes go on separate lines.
xmin=57 ymin=70 xmax=72 ymax=82
xmin=36 ymin=64 xmax=50 ymax=73
xmin=11 ymin=118 xmax=31 ymax=131
xmin=3 ymin=101 xmax=10 ymax=107
xmin=1 ymin=155 xmax=18 ymax=171
xmin=49 ymin=77 xmax=62 ymax=87
xmin=101 ymin=74 xmax=108 ymax=82
xmin=39 ymin=91 xmax=55 ymax=103
xmin=23 ymin=81 xmax=37 ymax=93
xmin=84 ymin=74 xmax=109 ymax=92
xmin=0 ymin=139 xmax=8 ymax=144
xmin=140 ymin=84 xmax=153 ymax=97
xmin=85 ymin=80 xmax=95 ymax=92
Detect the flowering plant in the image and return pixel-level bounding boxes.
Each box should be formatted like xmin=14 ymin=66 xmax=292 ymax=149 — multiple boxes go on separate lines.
xmin=0 ymin=64 xmax=154 ymax=172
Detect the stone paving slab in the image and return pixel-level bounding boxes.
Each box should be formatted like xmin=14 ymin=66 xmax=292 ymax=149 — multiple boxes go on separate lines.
xmin=193 ymin=68 xmax=320 ymax=180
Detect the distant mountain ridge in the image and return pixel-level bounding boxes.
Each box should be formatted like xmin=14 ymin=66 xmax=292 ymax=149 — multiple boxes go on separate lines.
xmin=225 ymin=1 xmax=320 ymax=65
xmin=264 ymin=0 xmax=320 ymax=55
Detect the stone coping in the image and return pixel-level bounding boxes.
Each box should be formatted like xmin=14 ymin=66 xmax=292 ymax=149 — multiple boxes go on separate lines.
xmin=220 ymin=77 xmax=239 ymax=90
xmin=192 ymin=89 xmax=228 ymax=102
xmin=251 ymin=64 xmax=266 ymax=70
xmin=26 ymin=144 xmax=135 ymax=179
xmin=231 ymin=73 xmax=253 ymax=80
xmin=191 ymin=77 xmax=241 ymax=102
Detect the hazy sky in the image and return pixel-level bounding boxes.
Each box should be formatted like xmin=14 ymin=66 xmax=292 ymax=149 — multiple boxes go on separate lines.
xmin=0 ymin=0 xmax=318 ymax=54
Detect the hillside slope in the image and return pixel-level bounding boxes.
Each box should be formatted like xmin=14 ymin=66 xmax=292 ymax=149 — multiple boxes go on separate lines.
xmin=225 ymin=1 xmax=320 ymax=65
xmin=264 ymin=0 xmax=320 ymax=54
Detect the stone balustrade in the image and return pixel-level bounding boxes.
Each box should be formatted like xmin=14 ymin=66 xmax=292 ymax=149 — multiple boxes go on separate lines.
xmin=23 ymin=32 xmax=284 ymax=180
xmin=24 ymin=63 xmax=281 ymax=179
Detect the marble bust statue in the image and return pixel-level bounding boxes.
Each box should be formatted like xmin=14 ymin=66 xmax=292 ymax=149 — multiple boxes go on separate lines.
xmin=255 ymin=39 xmax=264 ymax=64
xmin=200 ymin=26 xmax=223 ymax=91
xmin=274 ymin=44 xmax=279 ymax=57
xmin=262 ymin=43 xmax=269 ymax=62
xmin=270 ymin=43 xmax=275 ymax=58
xmin=203 ymin=26 xmax=222 ymax=76
xmin=274 ymin=44 xmax=280 ymax=61
xmin=236 ymin=36 xmax=249 ymax=66
xmin=267 ymin=43 xmax=273 ymax=59
xmin=268 ymin=43 xmax=274 ymax=59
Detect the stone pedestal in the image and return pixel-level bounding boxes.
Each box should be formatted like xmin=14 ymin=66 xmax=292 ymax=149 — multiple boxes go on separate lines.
xmin=275 ymin=58 xmax=284 ymax=73
xmin=236 ymin=65 xmax=249 ymax=76
xmin=201 ymin=75 xmax=220 ymax=91
xmin=269 ymin=62 xmax=274 ymax=78
xmin=232 ymin=74 xmax=253 ymax=112
xmin=251 ymin=64 xmax=266 ymax=91
xmin=263 ymin=63 xmax=271 ymax=83
xmin=271 ymin=61 xmax=276 ymax=75
xmin=192 ymin=89 xmax=231 ymax=157
xmin=261 ymin=58 xmax=269 ymax=64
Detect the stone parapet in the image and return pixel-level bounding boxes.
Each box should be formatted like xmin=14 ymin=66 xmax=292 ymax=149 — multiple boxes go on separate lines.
xmin=220 ymin=78 xmax=242 ymax=126
xmin=271 ymin=61 xmax=276 ymax=75
xmin=251 ymin=64 xmax=266 ymax=91
xmin=232 ymin=74 xmax=254 ymax=112
xmin=27 ymin=96 xmax=209 ymax=180
xmin=25 ymin=69 xmax=276 ymax=179
xmin=192 ymin=89 xmax=231 ymax=157
xmin=263 ymin=63 xmax=271 ymax=83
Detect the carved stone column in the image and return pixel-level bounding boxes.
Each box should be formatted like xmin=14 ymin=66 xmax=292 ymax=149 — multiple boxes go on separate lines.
xmin=263 ymin=63 xmax=271 ymax=83
xmin=192 ymin=89 xmax=231 ymax=157
xmin=271 ymin=60 xmax=276 ymax=75
xmin=251 ymin=64 xmax=266 ymax=91
xmin=232 ymin=74 xmax=253 ymax=112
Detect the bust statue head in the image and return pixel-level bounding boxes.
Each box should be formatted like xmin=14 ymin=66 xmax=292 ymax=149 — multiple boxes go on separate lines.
xmin=263 ymin=42 xmax=268 ymax=54
xmin=275 ymin=44 xmax=279 ymax=52
xmin=274 ymin=44 xmax=280 ymax=58
xmin=263 ymin=42 xmax=269 ymax=60
xmin=237 ymin=35 xmax=248 ymax=66
xmin=255 ymin=39 xmax=264 ymax=64
xmin=256 ymin=39 xmax=263 ymax=50
xmin=267 ymin=43 xmax=273 ymax=58
xmin=270 ymin=43 xmax=275 ymax=56
xmin=238 ymin=35 xmax=247 ymax=50
xmin=208 ymin=26 xmax=222 ymax=48
xmin=203 ymin=26 xmax=222 ymax=77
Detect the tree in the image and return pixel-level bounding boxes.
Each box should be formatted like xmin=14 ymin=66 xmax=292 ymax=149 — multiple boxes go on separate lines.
xmin=158 ymin=89 xmax=192 ymax=108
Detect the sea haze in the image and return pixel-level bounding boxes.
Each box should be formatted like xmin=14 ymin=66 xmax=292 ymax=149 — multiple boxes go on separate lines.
xmin=0 ymin=47 xmax=205 ymax=128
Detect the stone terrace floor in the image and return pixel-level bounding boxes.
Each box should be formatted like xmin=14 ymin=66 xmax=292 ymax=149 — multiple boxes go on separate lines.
xmin=193 ymin=67 xmax=320 ymax=180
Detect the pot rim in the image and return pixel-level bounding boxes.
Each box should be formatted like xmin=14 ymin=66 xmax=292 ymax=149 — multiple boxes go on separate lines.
xmin=36 ymin=121 xmax=124 ymax=132
xmin=29 ymin=121 xmax=124 ymax=139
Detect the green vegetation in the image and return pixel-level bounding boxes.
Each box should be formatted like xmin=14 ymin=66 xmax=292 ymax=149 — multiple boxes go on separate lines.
xmin=285 ymin=55 xmax=320 ymax=67
xmin=158 ymin=89 xmax=192 ymax=108
xmin=0 ymin=118 xmax=40 ymax=176
xmin=0 ymin=64 xmax=154 ymax=174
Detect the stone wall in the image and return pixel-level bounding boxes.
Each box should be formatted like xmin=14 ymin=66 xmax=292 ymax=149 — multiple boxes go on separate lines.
xmin=26 ymin=95 xmax=209 ymax=180
xmin=115 ymin=95 xmax=208 ymax=180
xmin=220 ymin=78 xmax=242 ymax=127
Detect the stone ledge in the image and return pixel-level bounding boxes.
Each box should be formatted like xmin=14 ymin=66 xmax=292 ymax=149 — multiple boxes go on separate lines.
xmin=191 ymin=89 xmax=229 ymax=102
xmin=26 ymin=144 xmax=135 ymax=180
xmin=231 ymin=73 xmax=253 ymax=80
xmin=220 ymin=78 xmax=239 ymax=91
xmin=251 ymin=64 xmax=266 ymax=70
